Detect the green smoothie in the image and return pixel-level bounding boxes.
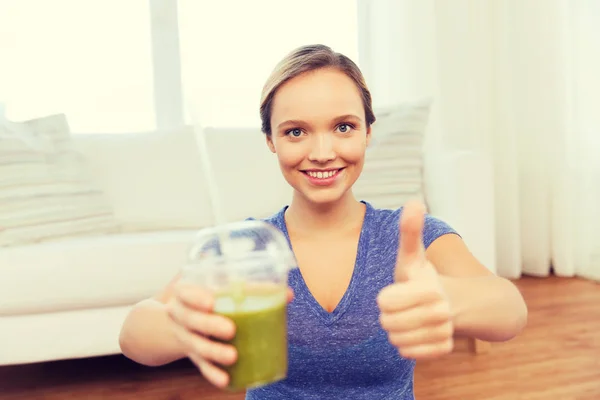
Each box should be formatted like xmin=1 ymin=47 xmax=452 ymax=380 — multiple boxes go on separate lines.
xmin=214 ymin=287 xmax=288 ymax=391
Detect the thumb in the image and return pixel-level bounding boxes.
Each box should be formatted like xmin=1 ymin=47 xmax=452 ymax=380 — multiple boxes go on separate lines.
xmin=395 ymin=200 xmax=427 ymax=282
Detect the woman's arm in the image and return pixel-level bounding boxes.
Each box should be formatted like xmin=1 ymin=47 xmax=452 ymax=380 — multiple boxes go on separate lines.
xmin=119 ymin=273 xmax=187 ymax=366
xmin=426 ymin=234 xmax=528 ymax=342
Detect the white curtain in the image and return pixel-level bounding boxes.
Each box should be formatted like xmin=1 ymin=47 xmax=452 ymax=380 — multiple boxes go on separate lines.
xmin=357 ymin=0 xmax=600 ymax=280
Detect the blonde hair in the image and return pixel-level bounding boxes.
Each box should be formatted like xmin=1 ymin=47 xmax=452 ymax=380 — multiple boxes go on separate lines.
xmin=259 ymin=44 xmax=376 ymax=136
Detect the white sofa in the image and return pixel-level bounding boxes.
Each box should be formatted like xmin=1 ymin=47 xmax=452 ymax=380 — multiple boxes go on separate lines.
xmin=0 ymin=125 xmax=496 ymax=366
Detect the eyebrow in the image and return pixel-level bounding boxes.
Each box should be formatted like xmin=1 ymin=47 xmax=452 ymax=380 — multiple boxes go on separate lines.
xmin=276 ymin=114 xmax=364 ymax=130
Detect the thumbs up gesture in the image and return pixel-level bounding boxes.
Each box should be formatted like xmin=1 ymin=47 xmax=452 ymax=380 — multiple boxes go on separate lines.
xmin=377 ymin=201 xmax=454 ymax=360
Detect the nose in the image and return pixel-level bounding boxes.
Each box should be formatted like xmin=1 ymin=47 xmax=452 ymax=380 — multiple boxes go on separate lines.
xmin=308 ymin=133 xmax=336 ymax=163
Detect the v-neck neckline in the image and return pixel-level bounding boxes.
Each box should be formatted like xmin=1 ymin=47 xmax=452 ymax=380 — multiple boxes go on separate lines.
xmin=276 ymin=201 xmax=373 ymax=326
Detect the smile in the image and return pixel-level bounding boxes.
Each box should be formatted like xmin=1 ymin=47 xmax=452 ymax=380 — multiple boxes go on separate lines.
xmin=301 ymin=168 xmax=344 ymax=186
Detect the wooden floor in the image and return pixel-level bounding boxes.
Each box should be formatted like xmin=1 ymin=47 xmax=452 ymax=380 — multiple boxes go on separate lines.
xmin=1 ymin=275 xmax=599 ymax=399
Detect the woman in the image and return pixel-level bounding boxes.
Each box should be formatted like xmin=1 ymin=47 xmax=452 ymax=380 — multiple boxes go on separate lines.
xmin=119 ymin=44 xmax=528 ymax=399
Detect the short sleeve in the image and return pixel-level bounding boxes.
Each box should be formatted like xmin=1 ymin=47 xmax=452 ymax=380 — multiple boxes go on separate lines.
xmin=422 ymin=214 xmax=461 ymax=249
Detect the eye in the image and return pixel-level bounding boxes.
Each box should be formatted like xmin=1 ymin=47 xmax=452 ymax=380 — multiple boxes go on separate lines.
xmin=285 ymin=128 xmax=304 ymax=137
xmin=336 ymin=123 xmax=355 ymax=134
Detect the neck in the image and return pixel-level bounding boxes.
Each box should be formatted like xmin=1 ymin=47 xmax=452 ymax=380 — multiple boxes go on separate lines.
xmin=285 ymin=190 xmax=365 ymax=235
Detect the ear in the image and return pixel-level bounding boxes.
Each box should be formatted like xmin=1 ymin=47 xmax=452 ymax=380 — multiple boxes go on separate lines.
xmin=365 ymin=125 xmax=372 ymax=147
xmin=265 ymin=134 xmax=276 ymax=153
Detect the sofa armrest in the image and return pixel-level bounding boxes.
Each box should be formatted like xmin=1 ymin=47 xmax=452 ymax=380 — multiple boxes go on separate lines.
xmin=423 ymin=150 xmax=497 ymax=274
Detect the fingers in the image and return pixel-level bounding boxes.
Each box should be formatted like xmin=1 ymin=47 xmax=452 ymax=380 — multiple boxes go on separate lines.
xmin=170 ymin=282 xmax=235 ymax=339
xmin=189 ymin=353 xmax=230 ymax=389
xmin=174 ymin=282 xmax=215 ymax=312
xmin=170 ymin=321 xmax=237 ymax=365
xmin=170 ymin=283 xmax=292 ymax=338
xmin=382 ymin=308 xmax=454 ymax=360
xmin=377 ymin=283 xmax=445 ymax=313
xmin=395 ymin=200 xmax=427 ymax=282
xmin=168 ymin=300 xmax=236 ymax=340
xmin=378 ymin=277 xmax=454 ymax=360
xmin=379 ymin=301 xmax=453 ymax=331
xmin=170 ymin=319 xmax=236 ymax=387
xmin=394 ymin=338 xmax=454 ymax=360
xmin=386 ymin=322 xmax=454 ymax=347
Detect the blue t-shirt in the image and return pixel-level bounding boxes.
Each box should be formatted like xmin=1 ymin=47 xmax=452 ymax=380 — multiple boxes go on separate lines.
xmin=246 ymin=201 xmax=458 ymax=400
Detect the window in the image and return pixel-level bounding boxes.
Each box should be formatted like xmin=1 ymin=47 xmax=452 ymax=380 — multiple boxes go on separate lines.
xmin=0 ymin=0 xmax=154 ymax=133
xmin=177 ymin=0 xmax=359 ymax=128
xmin=0 ymin=1 xmax=358 ymax=132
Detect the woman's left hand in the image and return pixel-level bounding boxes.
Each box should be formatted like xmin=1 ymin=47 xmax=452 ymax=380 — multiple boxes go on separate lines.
xmin=377 ymin=201 xmax=454 ymax=360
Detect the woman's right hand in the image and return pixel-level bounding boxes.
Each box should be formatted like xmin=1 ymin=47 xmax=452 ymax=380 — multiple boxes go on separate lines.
xmin=166 ymin=281 xmax=237 ymax=388
xmin=166 ymin=282 xmax=294 ymax=389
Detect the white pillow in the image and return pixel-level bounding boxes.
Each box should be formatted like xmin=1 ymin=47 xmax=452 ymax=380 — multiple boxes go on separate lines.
xmin=73 ymin=127 xmax=214 ymax=231
xmin=353 ymin=99 xmax=431 ymax=210
xmin=0 ymin=114 xmax=120 ymax=246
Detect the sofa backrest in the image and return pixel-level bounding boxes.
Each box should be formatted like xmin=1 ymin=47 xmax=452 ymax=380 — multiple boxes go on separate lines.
xmin=72 ymin=126 xmax=292 ymax=231
xmin=72 ymin=98 xmax=432 ymax=231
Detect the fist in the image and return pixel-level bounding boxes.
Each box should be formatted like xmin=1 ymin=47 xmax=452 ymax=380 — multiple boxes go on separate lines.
xmin=377 ymin=201 xmax=454 ymax=360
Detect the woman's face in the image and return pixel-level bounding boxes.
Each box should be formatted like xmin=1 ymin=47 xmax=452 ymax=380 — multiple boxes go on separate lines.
xmin=267 ymin=67 xmax=371 ymax=207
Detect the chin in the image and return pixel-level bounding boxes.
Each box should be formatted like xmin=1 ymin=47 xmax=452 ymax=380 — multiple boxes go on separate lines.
xmin=293 ymin=181 xmax=354 ymax=207
xmin=284 ymin=168 xmax=359 ymax=207
xmin=300 ymin=189 xmax=348 ymax=206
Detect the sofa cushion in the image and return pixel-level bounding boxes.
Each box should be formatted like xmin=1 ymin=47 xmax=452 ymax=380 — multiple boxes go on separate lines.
xmin=0 ymin=230 xmax=197 ymax=315
xmin=72 ymin=127 xmax=214 ymax=231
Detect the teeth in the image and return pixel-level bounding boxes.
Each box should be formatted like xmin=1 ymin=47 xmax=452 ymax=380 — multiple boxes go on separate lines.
xmin=307 ymin=170 xmax=338 ymax=179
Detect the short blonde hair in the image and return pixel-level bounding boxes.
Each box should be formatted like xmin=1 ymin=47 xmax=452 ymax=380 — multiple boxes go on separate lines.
xmin=259 ymin=44 xmax=376 ymax=136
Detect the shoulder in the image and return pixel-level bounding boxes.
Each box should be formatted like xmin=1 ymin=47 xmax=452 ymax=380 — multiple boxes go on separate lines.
xmin=245 ymin=206 xmax=287 ymax=223
xmin=245 ymin=206 xmax=288 ymax=231
xmin=367 ymin=202 xmax=460 ymax=249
